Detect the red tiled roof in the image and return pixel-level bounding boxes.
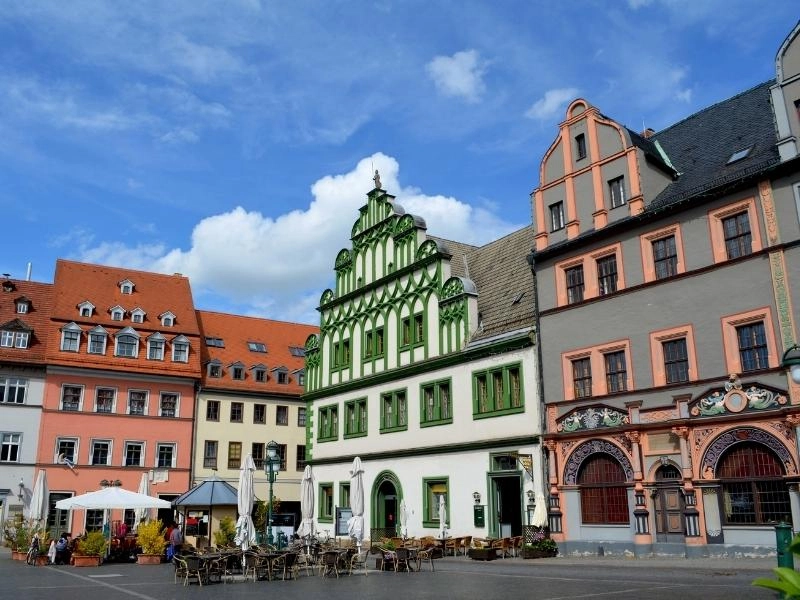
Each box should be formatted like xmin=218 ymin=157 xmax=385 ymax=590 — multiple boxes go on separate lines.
xmin=0 ymin=279 xmax=54 ymax=364
xmin=46 ymin=260 xmax=202 ymax=377
xmin=196 ymin=310 xmax=317 ymax=395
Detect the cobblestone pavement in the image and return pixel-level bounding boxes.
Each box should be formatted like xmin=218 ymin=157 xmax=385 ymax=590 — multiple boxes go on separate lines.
xmin=2 ymin=549 xmax=783 ymax=600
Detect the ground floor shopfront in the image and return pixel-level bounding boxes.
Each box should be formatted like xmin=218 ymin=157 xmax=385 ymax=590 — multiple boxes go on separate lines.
xmin=544 ymin=376 xmax=800 ymax=557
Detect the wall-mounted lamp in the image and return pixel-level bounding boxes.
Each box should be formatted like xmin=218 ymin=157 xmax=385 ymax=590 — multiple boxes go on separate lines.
xmin=17 ymin=478 xmax=24 ymax=502
xmin=526 ymin=489 xmax=535 ymax=504
xmin=782 ymin=344 xmax=800 ymax=384
xmin=472 ymin=491 xmax=481 ymax=505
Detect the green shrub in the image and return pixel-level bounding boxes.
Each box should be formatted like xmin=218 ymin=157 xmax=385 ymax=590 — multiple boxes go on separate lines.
xmin=77 ymin=531 xmax=108 ymax=556
xmin=753 ymin=534 xmax=800 ymax=598
xmin=524 ymin=538 xmax=558 ymax=553
xmin=137 ymin=520 xmax=167 ymax=555
xmin=214 ymin=516 xmax=236 ymax=548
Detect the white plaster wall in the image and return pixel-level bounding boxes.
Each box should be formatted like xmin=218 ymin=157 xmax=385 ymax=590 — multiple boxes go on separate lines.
xmin=722 ymin=526 xmax=776 ymax=546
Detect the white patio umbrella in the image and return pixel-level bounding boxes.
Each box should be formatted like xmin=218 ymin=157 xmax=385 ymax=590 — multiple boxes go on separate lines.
xmin=28 ymin=470 xmax=49 ymax=527
xmin=399 ymin=499 xmax=409 ymax=539
xmin=347 ymin=457 xmax=365 ymax=553
xmin=55 ymin=486 xmax=172 ymax=510
xmin=135 ymin=473 xmax=151 ymax=530
xmin=233 ymin=454 xmax=257 ymax=552
xmin=296 ymin=465 xmax=315 ymax=553
xmin=531 ymin=491 xmax=548 ymax=528
xmin=438 ymin=495 xmax=447 ymax=540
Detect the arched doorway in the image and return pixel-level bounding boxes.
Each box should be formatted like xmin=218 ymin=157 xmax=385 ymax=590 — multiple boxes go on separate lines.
xmin=653 ymin=463 xmax=684 ymax=542
xmin=370 ymin=470 xmax=403 ymax=540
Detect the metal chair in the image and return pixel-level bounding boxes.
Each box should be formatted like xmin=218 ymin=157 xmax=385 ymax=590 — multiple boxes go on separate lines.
xmin=183 ymin=555 xmax=206 ymax=586
xmin=394 ymin=547 xmax=412 ymax=573
xmin=349 ymin=549 xmax=369 ymax=576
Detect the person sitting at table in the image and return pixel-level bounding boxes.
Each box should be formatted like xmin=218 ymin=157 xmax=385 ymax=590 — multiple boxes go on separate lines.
xmin=55 ymin=533 xmax=72 ymax=565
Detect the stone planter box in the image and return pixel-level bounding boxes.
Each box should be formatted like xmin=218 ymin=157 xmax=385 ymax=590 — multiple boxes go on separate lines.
xmin=73 ymin=555 xmax=102 ymax=567
xmin=11 ymin=550 xmax=26 ymax=561
xmin=521 ymin=548 xmax=557 ymax=559
xmin=136 ymin=554 xmax=163 ymax=565
xmin=34 ymin=554 xmax=50 ymax=565
xmin=468 ymin=548 xmax=498 ymax=561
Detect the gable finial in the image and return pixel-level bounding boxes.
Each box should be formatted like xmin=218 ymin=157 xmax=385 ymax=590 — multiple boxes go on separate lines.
xmin=373 ymin=169 xmax=381 ymax=190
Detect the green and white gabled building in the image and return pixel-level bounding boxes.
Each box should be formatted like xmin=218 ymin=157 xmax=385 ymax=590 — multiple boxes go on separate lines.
xmin=303 ymin=182 xmax=543 ymax=541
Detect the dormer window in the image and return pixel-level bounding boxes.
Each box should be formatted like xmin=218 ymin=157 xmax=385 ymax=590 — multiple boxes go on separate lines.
xmin=207 ymin=360 xmax=222 ymax=378
xmin=110 ymin=306 xmax=125 ymax=321
xmin=171 ymin=335 xmax=189 ymax=363
xmin=131 ymin=308 xmax=146 ymax=324
xmin=78 ymin=301 xmax=95 ymax=318
xmin=293 ymin=368 xmax=305 ymax=387
xmin=119 ymin=279 xmax=135 ymax=294
xmin=0 ymin=321 xmax=30 ymax=349
xmin=87 ymin=326 xmax=108 ymax=354
xmin=272 ymin=366 xmax=289 ymax=385
xmin=114 ymin=327 xmax=140 ymax=358
xmin=252 ymin=364 xmax=267 ymax=383
xmin=60 ymin=322 xmax=82 ymax=352
xmin=230 ymin=362 xmax=245 ymax=380
xmin=159 ymin=311 xmax=176 ymax=327
xmin=15 ymin=298 xmax=30 ymax=314
xmin=147 ymin=332 xmax=165 ymax=360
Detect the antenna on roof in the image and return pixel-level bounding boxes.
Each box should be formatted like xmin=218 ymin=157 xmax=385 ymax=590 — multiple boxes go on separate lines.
xmin=462 ymin=254 xmax=470 ymax=279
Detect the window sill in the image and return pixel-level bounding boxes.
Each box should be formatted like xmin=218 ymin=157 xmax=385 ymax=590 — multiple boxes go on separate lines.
xmin=379 ymin=426 xmax=408 ymax=434
xmin=344 ymin=431 xmax=368 ymax=439
xmin=473 ymin=406 xmax=525 ymax=420
xmin=420 ymin=419 xmax=453 ymax=428
xmin=317 ymin=437 xmax=338 ymax=443
xmin=318 ymin=517 xmax=333 ymax=524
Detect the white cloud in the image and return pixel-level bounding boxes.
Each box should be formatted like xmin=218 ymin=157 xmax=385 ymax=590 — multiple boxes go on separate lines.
xmin=159 ymin=127 xmax=199 ymax=144
xmin=76 ymin=153 xmax=523 ymax=322
xmin=426 ymin=50 xmax=487 ymax=102
xmin=524 ymin=88 xmax=579 ymax=121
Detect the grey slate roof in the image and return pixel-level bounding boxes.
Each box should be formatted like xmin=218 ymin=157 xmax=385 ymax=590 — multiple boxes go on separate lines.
xmin=172 ymin=474 xmax=238 ymax=506
xmin=434 ymin=226 xmax=535 ymax=342
xmin=648 ymin=80 xmax=780 ymax=211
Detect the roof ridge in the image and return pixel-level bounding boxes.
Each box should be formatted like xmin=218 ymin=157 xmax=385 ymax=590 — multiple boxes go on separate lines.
xmin=196 ymin=308 xmax=317 ymax=327
xmin=56 ymin=258 xmax=189 ymax=279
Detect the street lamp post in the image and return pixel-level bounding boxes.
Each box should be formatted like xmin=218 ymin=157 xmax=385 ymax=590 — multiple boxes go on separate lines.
xmin=781 ymin=344 xmax=800 ymax=384
xmin=265 ymin=440 xmax=280 ymax=546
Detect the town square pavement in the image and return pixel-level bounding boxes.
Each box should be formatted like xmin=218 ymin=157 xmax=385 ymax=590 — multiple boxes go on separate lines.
xmin=1 ymin=548 xmax=783 ymax=600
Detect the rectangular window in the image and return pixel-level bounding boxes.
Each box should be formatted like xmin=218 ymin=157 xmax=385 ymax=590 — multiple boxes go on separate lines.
xmin=364 ymin=326 xmax=386 ymax=359
xmin=91 ymin=440 xmax=111 ymax=465
xmin=86 ymin=509 xmax=104 ymax=532
xmin=401 ymin=314 xmax=425 ymax=347
xmin=57 ymin=438 xmax=77 ymax=464
xmin=209 ymin=364 xmax=222 ymax=378
xmin=156 ymin=443 xmax=175 ymax=468
xmin=319 ymin=483 xmax=334 ymax=521
xmin=0 ymin=433 xmax=21 ymax=462
xmin=381 ymin=390 xmax=407 ymax=432
xmin=276 ymin=405 xmax=288 ymax=426
xmin=159 ymin=392 xmax=177 ymax=417
xmin=652 ymin=235 xmax=678 ymax=280
xmin=124 ymin=442 xmax=143 ymax=467
xmin=472 ymin=365 xmax=524 ymax=417
xmin=737 ymin=322 xmax=769 ymax=372
xmin=148 ymin=340 xmax=164 ymax=360
xmin=172 ymin=341 xmax=188 ymax=362
xmin=1 ymin=331 xmax=27 ymax=348
xmin=0 ymin=377 xmax=28 ymax=403
xmin=232 ymin=366 xmax=244 ymax=380
xmin=0 ymin=331 xmax=13 ymax=347
xmin=604 ymin=351 xmax=627 ymax=393
xmin=253 ymin=403 xmax=266 ymax=424
xmin=332 ymin=339 xmax=351 ymax=370
xmin=95 ymin=388 xmax=115 ymax=413
xmin=421 ymin=380 xmax=452 ymax=426
xmin=572 ymin=358 xmax=592 ymax=399
xmin=203 ymin=441 xmax=218 ymax=469
xmin=423 ymin=478 xmax=449 ymax=528
xmin=723 ymin=211 xmax=752 ymax=259
xmin=277 ymin=444 xmax=287 ymax=471
xmin=227 ymin=441 xmax=242 ymax=469
xmin=206 ymin=400 xmax=220 ymax=421
xmin=596 ymin=254 xmax=618 ymax=295
xmin=88 ymin=332 xmax=106 ymax=354
xmin=254 ymin=368 xmax=266 ymax=382
xmin=230 ymin=402 xmax=243 ymax=423
xmin=61 ymin=385 xmax=82 ymax=411
xmin=296 ymin=445 xmax=306 ymax=471
xmin=248 ymin=341 xmax=267 ymax=352
xmin=251 ymin=442 xmax=265 ymax=470
xmin=14 ymin=332 xmax=29 ymax=348
xmin=318 ymin=405 xmax=339 ymax=442
xmin=609 ymin=176 xmax=626 ymax=208
xmin=550 ymin=201 xmax=565 ymax=231
xmin=298 ymin=407 xmax=306 ymax=427
xmin=128 ymin=390 xmax=147 ymax=415
xmin=61 ymin=330 xmax=80 ymax=352
xmin=565 ymin=265 xmax=584 ymax=304
xmin=344 ymin=398 xmax=368 ymax=437
xmin=340 ymin=483 xmax=351 ymax=509
xmin=277 ymin=371 xmax=287 ymax=384
xmin=663 ymin=338 xmax=689 ymax=384
xmin=575 ymin=133 xmax=587 ymax=160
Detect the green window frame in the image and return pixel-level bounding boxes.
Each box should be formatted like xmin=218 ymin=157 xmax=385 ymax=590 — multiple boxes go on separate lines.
xmin=472 ymin=363 xmax=524 ymax=419
xmin=339 ymin=482 xmax=351 ymax=509
xmin=344 ymin=398 xmax=368 ymax=438
xmin=363 ymin=326 xmax=385 ymax=360
xmin=422 ymin=477 xmax=449 ymax=528
xmin=420 ymin=379 xmax=452 ymax=427
xmin=400 ymin=313 xmax=424 ymax=348
xmin=331 ymin=339 xmax=351 ymax=372
xmin=317 ymin=404 xmax=339 ymax=442
xmin=319 ymin=482 xmax=334 ymax=523
xmin=380 ymin=389 xmax=407 ymax=433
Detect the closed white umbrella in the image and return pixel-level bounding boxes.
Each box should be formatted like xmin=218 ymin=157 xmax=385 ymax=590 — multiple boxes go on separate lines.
xmin=296 ymin=465 xmax=315 ymax=552
xmin=531 ymin=491 xmax=548 ymax=528
xmin=438 ymin=494 xmax=447 ymax=540
xmin=399 ymin=499 xmax=409 ymax=539
xmin=135 ymin=473 xmax=151 ymax=530
xmin=28 ymin=470 xmax=49 ymax=526
xmin=234 ymin=454 xmax=257 ymax=552
xmin=347 ymin=457 xmax=365 ymax=553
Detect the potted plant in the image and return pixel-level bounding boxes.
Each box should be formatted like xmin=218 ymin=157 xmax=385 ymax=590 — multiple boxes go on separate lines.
xmin=136 ymin=520 xmax=167 ymax=564
xmin=10 ymin=521 xmax=31 ymax=560
xmin=33 ymin=530 xmax=52 ymax=565
xmin=73 ymin=531 xmax=107 ymax=567
xmin=521 ymin=538 xmax=558 ymax=559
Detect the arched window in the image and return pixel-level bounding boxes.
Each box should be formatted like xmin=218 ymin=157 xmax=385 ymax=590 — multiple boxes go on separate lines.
xmin=116 ymin=334 xmax=138 ymax=358
xmin=717 ymin=442 xmax=791 ymax=525
xmin=655 ymin=464 xmax=681 ymax=481
xmin=577 ymin=454 xmax=629 ymax=524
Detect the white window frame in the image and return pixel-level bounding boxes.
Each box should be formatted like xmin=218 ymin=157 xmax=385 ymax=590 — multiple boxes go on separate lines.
xmin=78 ymin=301 xmax=95 ymax=318
xmin=128 ymin=390 xmax=148 ymax=415
xmin=0 ymin=377 xmax=28 ymax=403
xmin=0 ymin=331 xmax=13 ymax=347
xmin=90 ymin=439 xmax=113 ymax=466
xmin=155 ymin=442 xmax=176 ymax=468
xmin=148 ymin=336 xmax=165 ymax=360
xmin=0 ymin=432 xmax=22 ymax=462
xmin=60 ymin=323 xmax=82 ymax=352
xmin=61 ymin=384 xmax=84 ymax=411
xmin=55 ymin=437 xmax=79 ymax=464
xmin=123 ymin=440 xmax=145 ymax=467
xmin=172 ymin=336 xmax=189 ymax=362
xmin=609 ymin=176 xmax=626 ymax=208
xmin=94 ymin=387 xmax=116 ymax=413
xmin=119 ymin=280 xmax=134 ymax=294
xmin=160 ymin=312 xmax=176 ymax=327
xmin=159 ymin=392 xmax=179 ymax=417
xmin=88 ymin=327 xmax=108 ymax=355
xmin=15 ymin=301 xmax=28 ymax=314
xmin=131 ymin=309 xmax=145 ymax=324
xmin=115 ymin=328 xmax=140 ymax=358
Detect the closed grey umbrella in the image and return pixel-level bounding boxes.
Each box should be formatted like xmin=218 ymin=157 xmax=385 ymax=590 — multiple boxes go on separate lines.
xmin=234 ymin=454 xmax=257 ymax=552
xmin=296 ymin=465 xmax=315 ymax=552
xmin=28 ymin=470 xmax=49 ymax=527
xmin=347 ymin=457 xmax=365 ymax=553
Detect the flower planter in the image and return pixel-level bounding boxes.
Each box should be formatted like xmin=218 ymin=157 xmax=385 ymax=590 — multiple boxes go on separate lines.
xmin=73 ymin=555 xmax=102 ymax=567
xmin=521 ymin=548 xmax=557 ymax=559
xmin=136 ymin=554 xmax=163 ymax=565
xmin=34 ymin=555 xmax=50 ymax=566
xmin=468 ymin=548 xmax=498 ymax=561
xmin=11 ymin=550 xmax=26 ymax=561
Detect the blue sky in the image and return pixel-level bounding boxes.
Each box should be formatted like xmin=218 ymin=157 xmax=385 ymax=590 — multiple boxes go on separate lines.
xmin=0 ymin=1 xmax=796 ymax=324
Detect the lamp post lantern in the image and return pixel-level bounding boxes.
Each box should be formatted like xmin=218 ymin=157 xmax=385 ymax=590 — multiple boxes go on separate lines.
xmin=781 ymin=344 xmax=800 ymax=384
xmin=265 ymin=440 xmax=280 ymax=546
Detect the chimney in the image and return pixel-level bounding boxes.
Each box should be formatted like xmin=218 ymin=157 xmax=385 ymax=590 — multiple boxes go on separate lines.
xmin=642 ymin=128 xmax=656 ymax=139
